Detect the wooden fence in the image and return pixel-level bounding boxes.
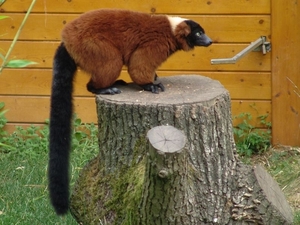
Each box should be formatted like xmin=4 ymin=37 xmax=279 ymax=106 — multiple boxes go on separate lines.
xmin=0 ymin=1 xmax=272 ymax=135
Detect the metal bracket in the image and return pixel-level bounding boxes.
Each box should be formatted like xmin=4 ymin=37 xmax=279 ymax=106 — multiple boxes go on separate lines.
xmin=211 ymin=36 xmax=271 ymax=65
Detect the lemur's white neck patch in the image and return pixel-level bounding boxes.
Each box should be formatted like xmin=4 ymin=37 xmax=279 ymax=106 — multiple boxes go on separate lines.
xmin=167 ymin=16 xmax=187 ymax=33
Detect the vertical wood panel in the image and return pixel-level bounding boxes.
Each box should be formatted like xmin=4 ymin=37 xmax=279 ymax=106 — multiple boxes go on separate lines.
xmin=272 ymin=0 xmax=300 ymax=145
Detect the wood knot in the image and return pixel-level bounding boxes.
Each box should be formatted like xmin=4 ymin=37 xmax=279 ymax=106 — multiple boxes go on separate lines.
xmin=150 ymin=7 xmax=156 ymax=13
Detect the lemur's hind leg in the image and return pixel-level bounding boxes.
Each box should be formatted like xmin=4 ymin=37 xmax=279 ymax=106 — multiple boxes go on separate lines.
xmin=75 ymin=41 xmax=124 ymax=94
xmin=128 ymin=48 xmax=166 ymax=93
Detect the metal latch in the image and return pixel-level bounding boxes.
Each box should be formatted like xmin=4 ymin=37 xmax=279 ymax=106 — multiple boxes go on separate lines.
xmin=211 ymin=36 xmax=271 ymax=65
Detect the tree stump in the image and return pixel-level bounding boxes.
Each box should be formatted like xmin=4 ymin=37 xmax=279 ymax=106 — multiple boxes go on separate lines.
xmin=70 ymin=75 xmax=293 ymax=224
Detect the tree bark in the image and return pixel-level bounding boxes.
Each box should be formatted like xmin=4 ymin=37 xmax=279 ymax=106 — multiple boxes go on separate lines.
xmin=70 ymin=75 xmax=293 ymax=225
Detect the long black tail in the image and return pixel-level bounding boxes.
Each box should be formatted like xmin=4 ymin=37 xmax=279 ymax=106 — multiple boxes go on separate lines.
xmin=48 ymin=43 xmax=77 ymax=215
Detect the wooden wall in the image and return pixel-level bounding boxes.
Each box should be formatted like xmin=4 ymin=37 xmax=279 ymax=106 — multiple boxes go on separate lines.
xmin=0 ymin=0 xmax=271 ymax=133
xmin=271 ymin=0 xmax=300 ymax=146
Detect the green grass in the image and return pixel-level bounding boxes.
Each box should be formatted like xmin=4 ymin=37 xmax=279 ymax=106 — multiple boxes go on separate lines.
xmin=0 ymin=113 xmax=98 ymax=225
xmin=295 ymin=212 xmax=300 ymax=225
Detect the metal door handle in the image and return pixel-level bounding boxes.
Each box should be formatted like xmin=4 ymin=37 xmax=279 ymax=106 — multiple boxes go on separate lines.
xmin=211 ymin=36 xmax=271 ymax=65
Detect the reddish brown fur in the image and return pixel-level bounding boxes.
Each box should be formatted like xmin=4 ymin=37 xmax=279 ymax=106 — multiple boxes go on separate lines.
xmin=62 ymin=9 xmax=191 ymax=88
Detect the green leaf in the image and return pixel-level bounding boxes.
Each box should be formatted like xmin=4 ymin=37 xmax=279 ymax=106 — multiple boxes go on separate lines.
xmin=0 ymin=15 xmax=9 ymax=20
xmin=0 ymin=102 xmax=5 ymax=110
xmin=5 ymin=60 xmax=37 ymax=68
xmin=0 ymin=142 xmax=16 ymax=150
xmin=74 ymin=118 xmax=82 ymax=126
xmin=0 ymin=110 xmax=8 ymax=118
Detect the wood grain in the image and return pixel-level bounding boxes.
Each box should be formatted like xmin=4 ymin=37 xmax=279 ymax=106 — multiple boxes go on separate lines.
xmin=0 ymin=69 xmax=271 ymax=100
xmin=1 ymin=41 xmax=271 ymax=71
xmin=1 ymin=0 xmax=270 ymax=14
xmin=0 ymin=96 xmax=97 ymax=123
xmin=0 ymin=14 xmax=270 ymax=43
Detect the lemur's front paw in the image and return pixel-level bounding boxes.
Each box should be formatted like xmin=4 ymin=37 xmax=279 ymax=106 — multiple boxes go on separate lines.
xmin=141 ymin=83 xmax=165 ymax=94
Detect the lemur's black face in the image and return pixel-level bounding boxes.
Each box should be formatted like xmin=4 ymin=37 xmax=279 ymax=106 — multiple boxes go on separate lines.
xmin=185 ymin=20 xmax=212 ymax=48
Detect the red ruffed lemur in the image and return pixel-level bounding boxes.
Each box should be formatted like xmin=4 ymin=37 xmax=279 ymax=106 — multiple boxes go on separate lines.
xmin=48 ymin=8 xmax=212 ymax=215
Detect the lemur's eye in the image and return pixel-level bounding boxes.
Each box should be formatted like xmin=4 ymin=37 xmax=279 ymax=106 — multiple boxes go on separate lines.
xmin=195 ymin=32 xmax=202 ymax=37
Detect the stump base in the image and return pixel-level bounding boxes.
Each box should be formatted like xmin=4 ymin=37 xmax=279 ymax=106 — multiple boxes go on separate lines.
xmin=70 ymin=75 xmax=293 ymax=224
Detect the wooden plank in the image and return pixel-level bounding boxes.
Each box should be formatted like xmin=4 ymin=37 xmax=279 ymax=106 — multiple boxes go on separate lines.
xmin=1 ymin=0 xmax=270 ymax=14
xmin=0 ymin=69 xmax=93 ymax=97
xmin=160 ymin=71 xmax=271 ymax=100
xmin=1 ymin=41 xmax=58 ymax=68
xmin=199 ymin=15 xmax=270 ymax=44
xmin=0 ymin=69 xmax=53 ymax=96
xmin=0 ymin=96 xmax=97 ymax=123
xmin=0 ymin=96 xmax=271 ymax=128
xmin=0 ymin=14 xmax=270 ymax=43
xmin=163 ymin=46 xmax=270 ymax=71
xmin=0 ymin=69 xmax=271 ymax=100
xmin=272 ymin=1 xmax=300 ymax=145
xmin=1 ymin=41 xmax=271 ymax=71
xmin=231 ymin=100 xmax=271 ymax=127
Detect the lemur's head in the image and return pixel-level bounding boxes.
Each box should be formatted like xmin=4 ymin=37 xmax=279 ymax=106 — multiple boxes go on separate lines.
xmin=168 ymin=16 xmax=212 ymax=51
xmin=184 ymin=20 xmax=212 ymax=48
